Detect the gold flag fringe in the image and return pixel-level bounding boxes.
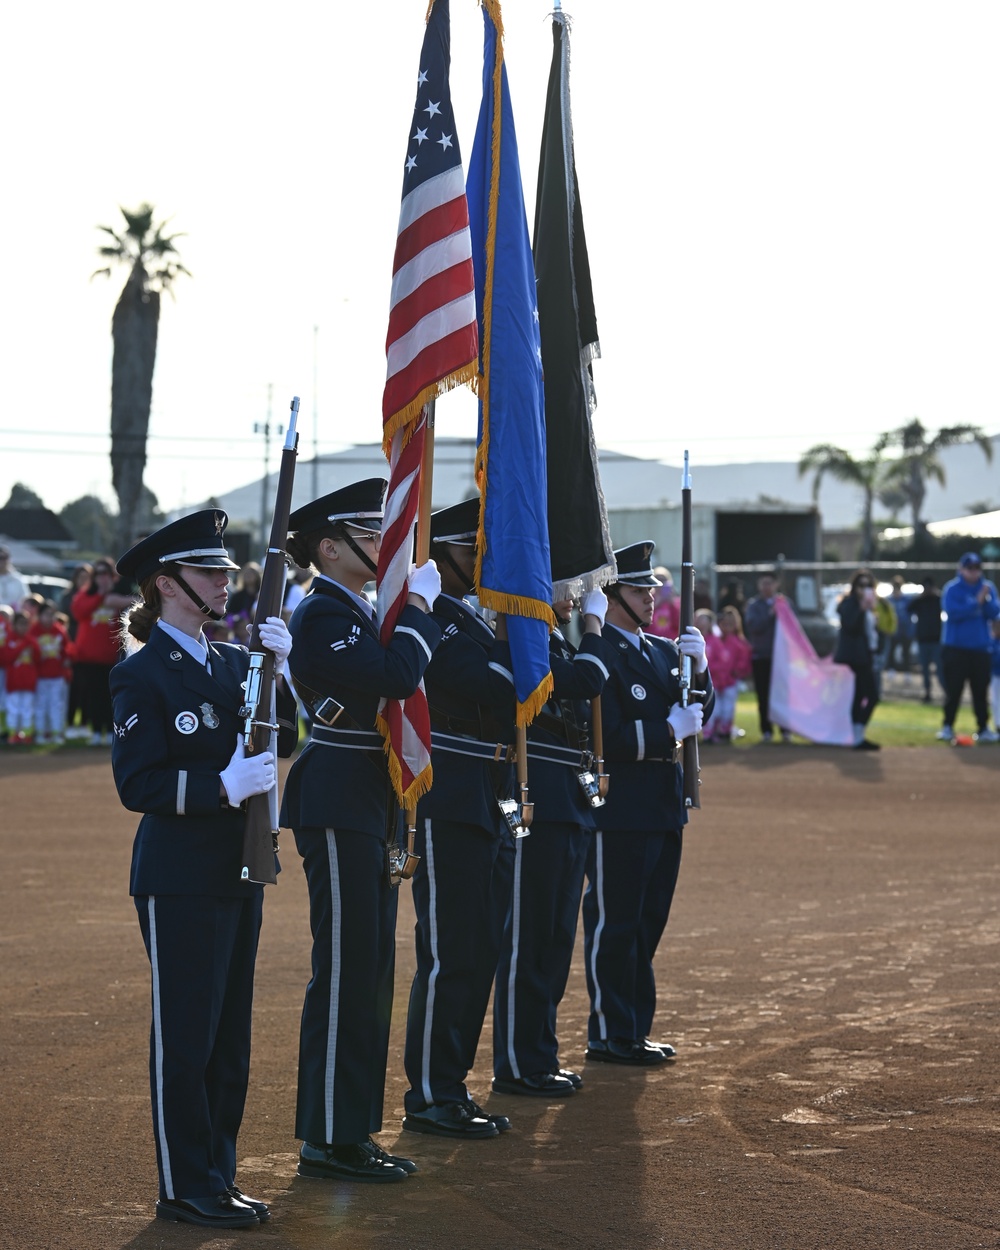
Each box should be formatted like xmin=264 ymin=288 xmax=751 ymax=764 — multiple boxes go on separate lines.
xmin=382 ymin=361 xmax=477 ymax=458
xmin=377 ymin=709 xmax=434 ymax=807
xmin=516 ymin=671 xmax=554 ymax=728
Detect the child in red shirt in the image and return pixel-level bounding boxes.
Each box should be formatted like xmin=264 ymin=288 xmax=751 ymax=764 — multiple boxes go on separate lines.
xmin=704 ymin=605 xmax=752 ymax=743
xmin=2 ymin=612 xmax=41 ymax=743
xmin=31 ymin=601 xmax=71 ymax=745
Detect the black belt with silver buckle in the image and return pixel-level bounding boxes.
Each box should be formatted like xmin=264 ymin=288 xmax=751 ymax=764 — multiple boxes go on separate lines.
xmin=310 ymin=725 xmax=384 ymax=751
xmin=525 ymin=740 xmax=593 ymax=769
xmin=430 ymin=730 xmax=515 ymax=763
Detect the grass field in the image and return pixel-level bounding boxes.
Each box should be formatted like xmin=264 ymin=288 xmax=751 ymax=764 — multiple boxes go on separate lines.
xmin=730 ymin=679 xmax=995 ymax=748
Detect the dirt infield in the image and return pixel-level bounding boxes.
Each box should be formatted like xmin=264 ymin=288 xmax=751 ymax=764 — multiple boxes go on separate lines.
xmin=2 ymin=745 xmax=999 ymax=1250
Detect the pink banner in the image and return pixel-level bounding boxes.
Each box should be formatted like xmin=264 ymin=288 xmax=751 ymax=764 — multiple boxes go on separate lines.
xmin=769 ymin=597 xmax=854 ymax=746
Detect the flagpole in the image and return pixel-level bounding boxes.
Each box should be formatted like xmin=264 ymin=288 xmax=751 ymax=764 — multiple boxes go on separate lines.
xmin=414 ymin=402 xmax=436 ymax=569
xmin=400 ymin=400 xmax=436 ymax=864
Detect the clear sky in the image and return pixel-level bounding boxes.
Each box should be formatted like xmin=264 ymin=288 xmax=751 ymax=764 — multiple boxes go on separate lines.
xmin=3 ymin=1 xmax=999 ymax=517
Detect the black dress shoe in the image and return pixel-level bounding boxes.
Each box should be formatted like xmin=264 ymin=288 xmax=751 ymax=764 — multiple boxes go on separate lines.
xmin=557 ymin=1068 xmax=584 ymax=1090
xmin=403 ymin=1101 xmax=499 ymax=1138
xmin=643 ymin=1039 xmax=677 ymax=1060
xmin=492 ymin=1071 xmax=576 ymax=1097
xmin=229 ymin=1185 xmax=271 ymax=1221
xmin=298 ymin=1140 xmax=408 ymax=1182
xmin=585 ymin=1038 xmax=668 ymax=1066
xmin=365 ymin=1138 xmax=418 ymax=1174
xmin=467 ymin=1098 xmax=512 ymax=1133
xmin=853 ymin=738 xmax=880 ymax=751
xmin=155 ymin=1194 xmax=259 ymax=1227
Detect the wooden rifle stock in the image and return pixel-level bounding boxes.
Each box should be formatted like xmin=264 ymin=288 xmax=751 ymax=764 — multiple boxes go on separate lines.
xmin=679 ymin=450 xmax=701 ymax=810
xmin=240 ymin=396 xmax=300 ymax=884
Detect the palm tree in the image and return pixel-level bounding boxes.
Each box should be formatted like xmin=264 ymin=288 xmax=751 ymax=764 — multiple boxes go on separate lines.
xmin=93 ymin=204 xmax=190 ymax=549
xmin=882 ymin=418 xmax=994 ymax=543
xmin=798 ymin=434 xmax=891 ymax=561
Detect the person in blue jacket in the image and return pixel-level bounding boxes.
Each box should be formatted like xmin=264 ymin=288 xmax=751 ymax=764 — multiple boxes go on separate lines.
xmin=582 ymin=541 xmax=713 ymax=1066
xmin=937 ymin=552 xmax=1000 ymax=742
xmin=279 ymin=480 xmax=442 ymax=1183
xmin=492 ymin=586 xmax=615 ymax=1097
xmin=401 ymin=498 xmax=518 ymax=1139
xmin=111 ymin=510 xmax=295 ymax=1229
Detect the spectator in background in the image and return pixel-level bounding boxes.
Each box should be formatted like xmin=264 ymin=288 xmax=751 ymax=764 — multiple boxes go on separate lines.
xmin=71 ymin=557 xmax=133 ymax=746
xmin=60 ymin=564 xmax=93 ymax=738
xmin=909 ymin=576 xmax=943 ymax=703
xmin=2 ymin=611 xmax=41 ymax=744
xmin=744 ymin=572 xmax=790 ymax=742
xmin=833 ymin=569 xmax=881 ymax=751
xmin=872 ymin=587 xmax=897 ymax=696
xmin=886 ymin=575 xmax=913 ymax=673
xmin=0 ymin=604 xmax=12 ymax=733
xmin=0 ymin=545 xmax=27 ymax=610
xmin=225 ymin=561 xmax=262 ymax=644
xmin=31 ymin=601 xmax=71 ymax=745
xmin=647 ymin=567 xmax=680 ymax=641
xmin=937 ymin=552 xmax=1000 ymax=743
xmin=703 ymin=605 xmax=752 ymax=744
xmin=717 ymin=578 xmax=746 ymax=627
xmin=281 ymin=566 xmax=314 ymax=623
xmin=989 ymin=620 xmax=1000 ymax=739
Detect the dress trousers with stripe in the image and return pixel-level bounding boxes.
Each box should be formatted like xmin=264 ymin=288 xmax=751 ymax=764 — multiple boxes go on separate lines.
xmin=493 ymin=626 xmax=617 ymax=1083
xmin=583 ymin=626 xmax=714 ymax=1049
xmin=279 ymin=576 xmax=441 ymax=1148
xmin=111 ymin=624 xmax=297 ymax=1203
xmin=402 ymin=593 xmax=517 ymax=1114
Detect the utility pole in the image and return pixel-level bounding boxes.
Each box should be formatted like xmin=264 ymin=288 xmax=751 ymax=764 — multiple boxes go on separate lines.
xmin=312 ymin=325 xmax=320 ymax=499
xmin=254 ymin=383 xmax=283 ymax=549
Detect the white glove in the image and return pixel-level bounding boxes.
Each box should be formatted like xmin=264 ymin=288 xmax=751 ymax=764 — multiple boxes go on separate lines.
xmin=678 ymin=625 xmax=708 ymax=674
xmin=220 ymin=737 xmax=276 ymax=806
xmin=580 ymin=587 xmax=608 ymax=626
xmin=407 ymin=560 xmax=442 ymax=610
xmin=667 ymin=702 xmax=704 ymax=742
xmin=257 ymin=616 xmax=292 ymax=665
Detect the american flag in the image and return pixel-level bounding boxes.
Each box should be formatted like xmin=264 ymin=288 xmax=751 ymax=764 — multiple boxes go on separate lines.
xmin=377 ymin=0 xmax=477 ymax=806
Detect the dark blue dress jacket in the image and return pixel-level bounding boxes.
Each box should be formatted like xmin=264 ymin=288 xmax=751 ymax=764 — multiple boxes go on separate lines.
xmin=111 ymin=626 xmax=295 ymax=898
xmin=416 ymin=595 xmax=516 ymax=837
xmin=598 ymin=629 xmax=715 ymax=834
xmin=279 ymin=577 xmax=442 ymax=836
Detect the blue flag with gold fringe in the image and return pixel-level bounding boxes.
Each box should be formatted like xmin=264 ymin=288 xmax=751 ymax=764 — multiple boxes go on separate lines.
xmin=467 ymin=0 xmax=554 ymax=724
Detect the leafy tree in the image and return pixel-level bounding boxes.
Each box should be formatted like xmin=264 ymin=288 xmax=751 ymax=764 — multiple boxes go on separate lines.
xmin=882 ymin=418 xmax=994 ymax=542
xmin=93 ymin=204 xmax=190 ymax=550
xmin=59 ymin=495 xmax=116 ymax=554
xmin=797 ymin=435 xmax=891 ymax=562
xmin=4 ymin=483 xmax=46 ymax=509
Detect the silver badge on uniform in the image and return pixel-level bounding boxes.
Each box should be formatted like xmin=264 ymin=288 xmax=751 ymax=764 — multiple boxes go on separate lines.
xmin=631 ymin=684 xmax=647 ymax=700
xmin=175 ymin=710 xmax=199 ymax=735
xmin=170 ymin=650 xmax=183 ymax=661
xmin=199 ymin=702 xmax=220 ymax=729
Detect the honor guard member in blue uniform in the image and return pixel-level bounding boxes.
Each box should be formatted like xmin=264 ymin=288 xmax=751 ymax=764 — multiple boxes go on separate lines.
xmin=492 ymin=587 xmax=616 ymax=1096
xmin=402 ymin=498 xmax=518 ymax=1139
xmin=583 ymin=541 xmax=713 ymax=1066
xmin=279 ymin=480 xmax=443 ymax=1183
xmin=110 ymin=510 xmax=295 ymax=1229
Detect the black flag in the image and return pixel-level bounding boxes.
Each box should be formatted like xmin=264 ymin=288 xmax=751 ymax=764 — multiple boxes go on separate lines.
xmin=533 ymin=10 xmax=615 ymax=599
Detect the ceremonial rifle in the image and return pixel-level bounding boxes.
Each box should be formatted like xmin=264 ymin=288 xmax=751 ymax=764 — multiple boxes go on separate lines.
xmin=240 ymin=396 xmax=300 ymax=884
xmin=679 ymin=450 xmax=702 ymax=809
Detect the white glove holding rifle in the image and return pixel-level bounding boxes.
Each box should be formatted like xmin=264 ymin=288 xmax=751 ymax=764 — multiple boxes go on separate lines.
xmin=678 ymin=625 xmax=708 ymax=674
xmin=257 ymin=616 xmax=293 ymax=665
xmin=220 ymin=736 xmax=276 ymax=807
xmin=667 ymin=702 xmax=703 ymax=742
